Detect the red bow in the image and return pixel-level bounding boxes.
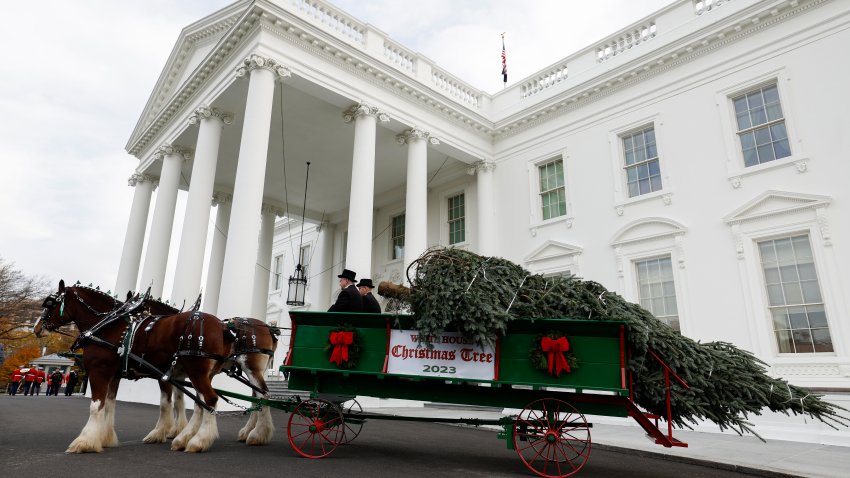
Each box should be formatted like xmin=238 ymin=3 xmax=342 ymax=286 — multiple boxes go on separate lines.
xmin=540 ymin=336 xmax=571 ymax=376
xmin=329 ymin=331 xmax=354 ymax=366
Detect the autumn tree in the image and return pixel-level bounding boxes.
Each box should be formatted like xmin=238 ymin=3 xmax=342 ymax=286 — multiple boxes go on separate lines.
xmin=0 ymin=257 xmax=73 ymax=389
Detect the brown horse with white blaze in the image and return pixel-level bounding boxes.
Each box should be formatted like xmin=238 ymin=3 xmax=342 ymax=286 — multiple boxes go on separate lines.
xmin=34 ymin=280 xmax=233 ymax=453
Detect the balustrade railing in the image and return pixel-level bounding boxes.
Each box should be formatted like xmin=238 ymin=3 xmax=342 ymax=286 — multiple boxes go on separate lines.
xmin=431 ymin=69 xmax=481 ymax=107
xmin=291 ymin=0 xmax=365 ymax=45
xmin=384 ymin=42 xmax=415 ymax=73
xmin=596 ymin=21 xmax=657 ymax=63
xmin=520 ymin=62 xmax=569 ymax=99
xmin=694 ymin=0 xmax=732 ymax=15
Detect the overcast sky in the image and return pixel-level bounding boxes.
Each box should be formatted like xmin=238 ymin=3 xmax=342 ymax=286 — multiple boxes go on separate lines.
xmin=0 ymin=0 xmax=672 ymax=296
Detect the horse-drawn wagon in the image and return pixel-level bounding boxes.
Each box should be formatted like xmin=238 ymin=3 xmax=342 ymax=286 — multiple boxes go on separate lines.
xmin=218 ymin=310 xmax=689 ymax=478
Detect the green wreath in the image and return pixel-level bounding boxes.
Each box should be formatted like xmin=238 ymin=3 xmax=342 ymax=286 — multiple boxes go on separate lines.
xmin=529 ymin=331 xmax=579 ymax=376
xmin=325 ymin=326 xmax=363 ymax=369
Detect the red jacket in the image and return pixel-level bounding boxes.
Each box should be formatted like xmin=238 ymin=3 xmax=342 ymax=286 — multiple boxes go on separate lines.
xmin=11 ymin=369 xmax=22 ymax=382
xmin=24 ymin=369 xmax=37 ymax=382
xmin=36 ymin=370 xmax=45 ymax=383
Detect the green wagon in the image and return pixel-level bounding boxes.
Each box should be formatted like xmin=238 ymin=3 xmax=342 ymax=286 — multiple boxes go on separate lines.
xmin=223 ymin=310 xmax=689 ymax=478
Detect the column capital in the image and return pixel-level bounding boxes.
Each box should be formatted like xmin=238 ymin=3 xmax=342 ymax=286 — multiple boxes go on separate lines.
xmin=127 ymin=172 xmax=156 ymax=187
xmin=342 ymin=103 xmax=390 ymax=124
xmin=467 ymin=160 xmax=496 ymax=175
xmin=188 ymin=105 xmax=234 ymax=127
xmin=211 ymin=191 xmax=232 ymax=207
xmin=154 ymin=144 xmax=193 ymax=161
xmin=235 ymin=54 xmax=291 ymax=80
xmin=261 ymin=203 xmax=284 ymax=217
xmin=396 ymin=128 xmax=440 ymax=146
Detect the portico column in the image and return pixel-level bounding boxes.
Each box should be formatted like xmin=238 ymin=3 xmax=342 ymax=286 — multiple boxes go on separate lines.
xmin=139 ymin=144 xmax=192 ymax=298
xmin=251 ymin=205 xmax=280 ymax=321
xmin=397 ymin=129 xmax=439 ymax=283
xmin=342 ymin=103 xmax=389 ymax=278
xmin=114 ymin=173 xmax=156 ymax=296
xmin=314 ymin=222 xmax=335 ymax=307
xmin=218 ymin=55 xmax=291 ymax=319
xmin=171 ymin=107 xmax=233 ymax=308
xmin=473 ymin=160 xmax=497 ymax=256
xmin=202 ymin=192 xmax=231 ymax=314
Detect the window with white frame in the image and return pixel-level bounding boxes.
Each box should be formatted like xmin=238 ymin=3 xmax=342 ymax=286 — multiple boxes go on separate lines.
xmin=732 ymin=83 xmax=791 ymax=167
xmin=635 ymin=256 xmax=679 ymax=332
xmin=622 ymin=126 xmax=662 ymax=197
xmin=448 ymin=193 xmax=465 ymax=245
xmin=758 ymin=234 xmax=833 ymax=353
xmin=538 ymin=159 xmax=567 ymax=220
xmin=391 ymin=213 xmax=405 ymax=260
xmin=299 ymin=245 xmax=311 ymax=277
xmin=272 ymin=255 xmax=283 ymax=290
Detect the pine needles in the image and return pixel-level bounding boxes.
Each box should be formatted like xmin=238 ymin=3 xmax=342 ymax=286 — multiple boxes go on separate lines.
xmin=398 ymin=247 xmax=848 ymax=436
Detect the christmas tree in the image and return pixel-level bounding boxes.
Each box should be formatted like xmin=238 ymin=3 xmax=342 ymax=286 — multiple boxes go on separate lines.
xmin=379 ymin=247 xmax=848 ymax=438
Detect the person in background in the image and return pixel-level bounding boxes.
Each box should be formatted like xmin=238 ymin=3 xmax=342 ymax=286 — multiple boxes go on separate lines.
xmin=33 ymin=367 xmax=45 ymax=395
xmin=23 ymin=367 xmax=35 ymax=396
xmin=328 ymin=269 xmax=363 ymax=313
xmin=9 ymin=367 xmax=23 ymax=396
xmin=356 ymin=278 xmax=382 ymax=313
xmin=50 ymin=369 xmax=64 ymax=396
xmin=65 ymin=370 xmax=78 ymax=396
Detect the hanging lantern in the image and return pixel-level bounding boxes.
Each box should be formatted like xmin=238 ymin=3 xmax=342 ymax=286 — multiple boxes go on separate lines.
xmin=286 ymin=264 xmax=307 ymax=306
xmin=286 ymin=162 xmax=311 ymax=307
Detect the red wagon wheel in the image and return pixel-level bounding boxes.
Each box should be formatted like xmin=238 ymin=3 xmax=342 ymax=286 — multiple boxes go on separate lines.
xmin=287 ymin=398 xmax=345 ymax=458
xmin=338 ymin=398 xmax=364 ymax=444
xmin=513 ymin=398 xmax=591 ymax=478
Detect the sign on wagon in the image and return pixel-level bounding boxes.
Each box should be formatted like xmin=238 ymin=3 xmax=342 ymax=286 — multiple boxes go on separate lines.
xmin=387 ymin=330 xmax=496 ymax=380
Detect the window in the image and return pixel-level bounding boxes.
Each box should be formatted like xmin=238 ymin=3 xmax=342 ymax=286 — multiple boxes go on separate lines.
xmin=732 ymin=84 xmax=791 ymax=167
xmin=635 ymin=256 xmax=679 ymax=332
xmin=622 ymin=126 xmax=662 ymax=197
xmin=539 ymin=160 xmax=567 ymax=220
xmin=447 ymin=193 xmax=465 ymax=244
xmin=272 ymin=255 xmax=283 ymax=290
xmin=758 ymin=234 xmax=832 ymax=353
xmin=298 ymin=245 xmax=311 ymax=276
xmin=391 ymin=213 xmax=405 ymax=260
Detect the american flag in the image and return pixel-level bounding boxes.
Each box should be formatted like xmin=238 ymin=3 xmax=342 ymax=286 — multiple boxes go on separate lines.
xmin=501 ymin=34 xmax=507 ymax=83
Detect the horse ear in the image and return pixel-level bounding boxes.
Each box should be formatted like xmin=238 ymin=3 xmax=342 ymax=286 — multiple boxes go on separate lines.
xmin=125 ymin=291 xmax=133 ymax=302
xmin=58 ymin=280 xmax=65 ymax=293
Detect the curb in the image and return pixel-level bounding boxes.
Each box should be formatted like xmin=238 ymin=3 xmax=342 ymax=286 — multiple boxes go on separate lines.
xmin=592 ymin=443 xmax=804 ymax=478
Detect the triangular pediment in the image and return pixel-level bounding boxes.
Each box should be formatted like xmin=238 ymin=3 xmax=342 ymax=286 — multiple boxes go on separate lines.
xmin=610 ymin=217 xmax=686 ymax=246
xmin=524 ymin=240 xmax=583 ymax=264
xmin=126 ymin=1 xmax=248 ymax=151
xmin=724 ymin=190 xmax=831 ymax=225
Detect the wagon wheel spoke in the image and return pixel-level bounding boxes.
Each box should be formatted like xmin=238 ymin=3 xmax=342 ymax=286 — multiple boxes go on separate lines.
xmin=513 ymin=398 xmax=591 ymax=478
xmin=287 ymin=398 xmax=344 ymax=459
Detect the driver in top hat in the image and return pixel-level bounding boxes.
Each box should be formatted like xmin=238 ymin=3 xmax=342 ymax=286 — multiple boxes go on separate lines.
xmin=328 ymin=269 xmax=363 ymax=313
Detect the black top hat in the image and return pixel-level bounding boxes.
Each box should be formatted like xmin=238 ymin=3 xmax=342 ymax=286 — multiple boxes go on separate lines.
xmin=337 ymin=269 xmax=357 ymax=282
xmin=356 ymin=278 xmax=375 ymax=289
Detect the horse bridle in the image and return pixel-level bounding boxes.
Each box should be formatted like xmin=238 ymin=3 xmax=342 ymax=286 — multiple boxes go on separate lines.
xmin=35 ymin=292 xmax=66 ymax=333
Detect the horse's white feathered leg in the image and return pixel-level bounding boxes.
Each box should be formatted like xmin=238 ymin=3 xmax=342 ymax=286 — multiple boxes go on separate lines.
xmin=144 ymin=389 xmax=175 ymax=443
xmin=102 ymin=396 xmax=119 ymax=447
xmin=169 ymin=389 xmax=188 ymax=438
xmin=185 ymin=408 xmax=219 ymax=453
xmin=67 ymin=399 xmax=106 ymax=453
xmin=171 ymin=404 xmax=203 ymax=451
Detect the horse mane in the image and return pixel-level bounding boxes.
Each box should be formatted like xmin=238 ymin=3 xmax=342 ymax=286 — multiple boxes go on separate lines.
xmin=72 ymin=283 xmax=122 ymax=305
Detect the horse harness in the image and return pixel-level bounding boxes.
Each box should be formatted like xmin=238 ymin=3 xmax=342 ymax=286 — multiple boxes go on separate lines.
xmin=68 ymin=296 xmax=228 ymax=414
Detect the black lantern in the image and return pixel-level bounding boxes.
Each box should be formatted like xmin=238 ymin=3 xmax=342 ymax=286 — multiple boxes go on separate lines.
xmin=285 ymin=162 xmax=311 ymax=307
xmin=286 ymin=264 xmax=307 ymax=306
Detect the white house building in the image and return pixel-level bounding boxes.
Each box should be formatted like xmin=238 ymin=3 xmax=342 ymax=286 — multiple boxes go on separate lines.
xmin=117 ymin=0 xmax=850 ymax=444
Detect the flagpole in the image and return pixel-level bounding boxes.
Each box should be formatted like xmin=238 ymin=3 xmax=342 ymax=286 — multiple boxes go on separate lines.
xmin=501 ymin=32 xmax=507 ymax=90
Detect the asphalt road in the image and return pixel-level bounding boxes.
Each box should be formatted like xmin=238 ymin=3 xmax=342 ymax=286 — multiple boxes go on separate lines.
xmin=1 ymin=395 xmax=757 ymax=478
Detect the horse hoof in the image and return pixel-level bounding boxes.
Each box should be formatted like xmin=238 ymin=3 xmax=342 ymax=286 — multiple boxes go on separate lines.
xmin=143 ymin=432 xmax=166 ymax=444
xmin=66 ymin=440 xmax=103 ymax=454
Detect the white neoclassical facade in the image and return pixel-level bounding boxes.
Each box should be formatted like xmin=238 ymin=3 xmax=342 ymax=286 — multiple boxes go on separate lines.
xmin=118 ymin=0 xmax=850 ymax=443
